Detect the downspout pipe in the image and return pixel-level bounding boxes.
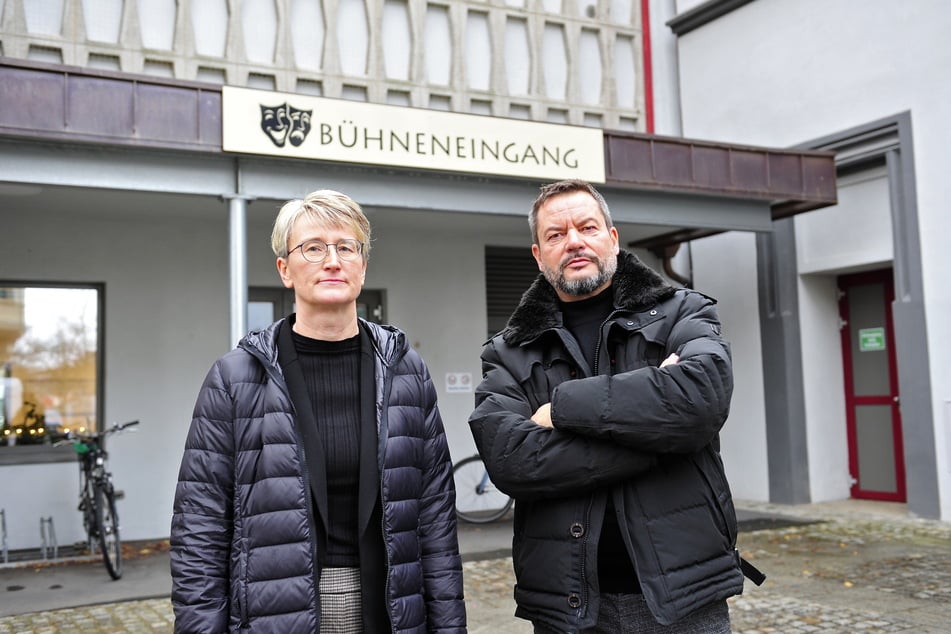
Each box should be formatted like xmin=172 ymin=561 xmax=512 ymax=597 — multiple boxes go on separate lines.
xmin=649 ymin=243 xmax=692 ymax=288
xmin=224 ymin=194 xmax=255 ymax=346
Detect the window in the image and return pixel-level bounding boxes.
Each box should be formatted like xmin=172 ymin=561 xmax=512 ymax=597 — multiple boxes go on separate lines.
xmin=0 ymin=283 xmax=102 ymax=464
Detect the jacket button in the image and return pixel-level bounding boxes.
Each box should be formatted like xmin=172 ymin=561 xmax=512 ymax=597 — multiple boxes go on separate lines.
xmin=567 ymin=593 xmax=582 ymax=608
xmin=569 ymin=522 xmax=584 ymax=538
xmin=650 ymin=309 xmax=658 ymax=316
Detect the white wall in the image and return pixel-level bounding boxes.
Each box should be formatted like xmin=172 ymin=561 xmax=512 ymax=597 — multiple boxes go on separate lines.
xmin=648 ymin=0 xmax=683 ymax=136
xmin=672 ymin=0 xmax=951 ymax=517
xmin=797 ymin=274 xmax=850 ymax=501
xmin=675 ymin=0 xmax=708 ymax=13
xmin=0 ymin=195 xmax=515 ymax=548
xmin=795 ymin=170 xmax=893 ymax=502
xmin=690 ymin=232 xmax=769 ymax=501
xmin=796 ymin=170 xmax=892 ymax=275
xmin=0 ymin=205 xmax=230 ymax=549
xmin=367 ymin=221 xmax=489 ymax=462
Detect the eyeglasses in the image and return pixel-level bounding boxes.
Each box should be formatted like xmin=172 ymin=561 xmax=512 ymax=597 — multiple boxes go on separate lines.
xmin=288 ymin=238 xmax=364 ymax=263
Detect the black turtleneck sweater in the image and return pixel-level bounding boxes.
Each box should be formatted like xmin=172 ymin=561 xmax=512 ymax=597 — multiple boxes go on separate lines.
xmin=291 ymin=329 xmax=361 ymax=568
xmin=560 ymin=287 xmax=641 ymax=594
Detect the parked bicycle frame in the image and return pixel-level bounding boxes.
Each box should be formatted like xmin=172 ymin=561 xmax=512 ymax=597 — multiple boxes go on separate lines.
xmin=452 ymin=454 xmax=513 ymax=523
xmin=59 ymin=420 xmax=139 ymax=579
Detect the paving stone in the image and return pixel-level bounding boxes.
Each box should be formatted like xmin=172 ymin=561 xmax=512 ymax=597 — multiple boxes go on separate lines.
xmin=0 ymin=501 xmax=948 ymax=633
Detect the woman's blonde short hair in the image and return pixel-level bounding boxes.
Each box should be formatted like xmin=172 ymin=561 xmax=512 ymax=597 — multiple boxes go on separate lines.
xmin=271 ymin=189 xmax=372 ymax=259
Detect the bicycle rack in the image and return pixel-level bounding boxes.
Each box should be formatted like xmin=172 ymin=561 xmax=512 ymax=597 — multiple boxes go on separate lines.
xmin=40 ymin=516 xmax=58 ymax=560
xmin=1 ymin=509 xmax=8 ymax=564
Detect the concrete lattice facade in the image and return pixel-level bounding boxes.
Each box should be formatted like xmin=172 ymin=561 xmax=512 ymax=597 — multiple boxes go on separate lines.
xmin=0 ymin=0 xmax=646 ymax=129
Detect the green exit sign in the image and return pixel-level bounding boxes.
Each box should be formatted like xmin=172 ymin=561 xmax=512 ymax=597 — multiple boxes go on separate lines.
xmin=858 ymin=327 xmax=886 ymax=352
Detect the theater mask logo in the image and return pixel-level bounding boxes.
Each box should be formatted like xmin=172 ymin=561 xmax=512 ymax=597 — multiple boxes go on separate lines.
xmin=260 ymin=102 xmax=312 ymax=148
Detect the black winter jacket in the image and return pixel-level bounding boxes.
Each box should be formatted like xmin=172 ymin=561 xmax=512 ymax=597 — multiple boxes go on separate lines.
xmin=469 ymin=251 xmax=744 ymax=630
xmin=171 ymin=318 xmax=466 ymax=633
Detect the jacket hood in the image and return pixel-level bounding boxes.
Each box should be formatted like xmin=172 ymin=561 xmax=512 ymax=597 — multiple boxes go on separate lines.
xmin=360 ymin=319 xmax=409 ymax=366
xmin=239 ymin=316 xmax=408 ymax=368
xmin=502 ymin=250 xmax=676 ymax=346
xmin=239 ymin=319 xmax=282 ymax=366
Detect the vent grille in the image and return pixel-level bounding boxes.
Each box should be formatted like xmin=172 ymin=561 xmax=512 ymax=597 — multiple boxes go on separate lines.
xmin=485 ymin=246 xmax=539 ymax=319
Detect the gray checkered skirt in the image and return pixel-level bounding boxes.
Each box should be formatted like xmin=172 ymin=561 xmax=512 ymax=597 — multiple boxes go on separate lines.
xmin=319 ymin=566 xmax=363 ymax=633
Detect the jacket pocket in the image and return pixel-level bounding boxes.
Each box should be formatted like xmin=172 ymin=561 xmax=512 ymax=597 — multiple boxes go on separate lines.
xmin=691 ymin=449 xmax=738 ymax=546
xmin=633 ymin=455 xmax=736 ymax=568
xmin=612 ymin=319 xmax=668 ymax=370
xmin=520 ymin=358 xmax=575 ymax=410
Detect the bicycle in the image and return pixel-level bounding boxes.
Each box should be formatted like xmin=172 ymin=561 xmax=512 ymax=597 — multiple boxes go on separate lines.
xmin=452 ymin=454 xmax=513 ymax=523
xmin=59 ymin=419 xmax=139 ymax=579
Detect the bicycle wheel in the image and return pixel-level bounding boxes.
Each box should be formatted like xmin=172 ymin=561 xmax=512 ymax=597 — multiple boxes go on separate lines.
xmin=453 ymin=455 xmax=514 ymax=524
xmin=93 ymin=483 xmax=123 ymax=580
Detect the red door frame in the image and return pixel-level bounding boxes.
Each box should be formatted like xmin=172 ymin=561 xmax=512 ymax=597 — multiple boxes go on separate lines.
xmin=838 ymin=269 xmax=906 ymax=501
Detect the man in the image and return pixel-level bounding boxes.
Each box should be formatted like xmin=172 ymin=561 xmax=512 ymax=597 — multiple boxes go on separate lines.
xmin=470 ymin=180 xmax=760 ymax=633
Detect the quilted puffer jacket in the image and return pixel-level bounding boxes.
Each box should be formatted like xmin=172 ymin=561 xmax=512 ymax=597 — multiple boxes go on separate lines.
xmin=171 ymin=318 xmax=466 ymax=633
xmin=469 ymin=250 xmax=745 ymax=630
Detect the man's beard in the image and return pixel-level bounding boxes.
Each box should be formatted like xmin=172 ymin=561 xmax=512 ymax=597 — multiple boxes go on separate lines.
xmin=542 ymin=251 xmax=617 ymax=297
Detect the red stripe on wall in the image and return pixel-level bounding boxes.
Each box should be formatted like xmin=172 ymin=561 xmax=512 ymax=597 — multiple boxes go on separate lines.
xmin=640 ymin=0 xmax=655 ymax=133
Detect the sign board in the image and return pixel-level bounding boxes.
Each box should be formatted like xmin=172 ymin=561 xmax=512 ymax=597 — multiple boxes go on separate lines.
xmin=222 ymin=86 xmax=606 ymax=183
xmin=858 ymin=327 xmax=886 ymax=352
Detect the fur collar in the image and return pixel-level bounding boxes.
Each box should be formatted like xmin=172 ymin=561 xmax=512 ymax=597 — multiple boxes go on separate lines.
xmin=502 ymin=250 xmax=676 ymax=346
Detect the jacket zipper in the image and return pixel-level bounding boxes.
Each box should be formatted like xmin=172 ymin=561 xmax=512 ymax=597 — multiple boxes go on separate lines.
xmin=378 ymin=363 xmax=396 ymax=632
xmin=238 ymin=547 xmax=250 ymax=628
xmin=592 ymin=309 xmax=623 ymax=376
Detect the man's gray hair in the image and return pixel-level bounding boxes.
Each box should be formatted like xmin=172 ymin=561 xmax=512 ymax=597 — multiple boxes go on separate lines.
xmin=529 ymin=180 xmax=612 ymax=244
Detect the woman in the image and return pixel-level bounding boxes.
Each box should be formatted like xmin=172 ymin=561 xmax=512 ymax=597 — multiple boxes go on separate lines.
xmin=171 ymin=190 xmax=466 ymax=633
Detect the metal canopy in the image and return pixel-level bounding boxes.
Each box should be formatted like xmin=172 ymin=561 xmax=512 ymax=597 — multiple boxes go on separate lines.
xmin=0 ymin=57 xmax=837 ymax=248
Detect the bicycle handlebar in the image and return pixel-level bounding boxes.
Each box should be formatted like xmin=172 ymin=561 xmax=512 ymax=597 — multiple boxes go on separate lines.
xmin=54 ymin=420 xmax=141 ymax=447
xmin=114 ymin=420 xmax=140 ymax=432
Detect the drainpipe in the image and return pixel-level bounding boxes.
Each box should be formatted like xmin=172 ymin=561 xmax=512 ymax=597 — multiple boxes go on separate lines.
xmin=224 ymin=194 xmax=255 ymax=346
xmin=649 ymin=242 xmax=692 ymax=288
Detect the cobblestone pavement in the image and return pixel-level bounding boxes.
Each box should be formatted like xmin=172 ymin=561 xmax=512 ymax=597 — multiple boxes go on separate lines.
xmin=726 ymin=507 xmax=951 ymax=633
xmin=1 ymin=502 xmax=949 ymax=633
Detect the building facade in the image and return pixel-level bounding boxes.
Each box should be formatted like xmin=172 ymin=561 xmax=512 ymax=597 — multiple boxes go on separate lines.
xmin=12 ymin=0 xmax=924 ymax=557
xmin=651 ymin=0 xmax=949 ymax=520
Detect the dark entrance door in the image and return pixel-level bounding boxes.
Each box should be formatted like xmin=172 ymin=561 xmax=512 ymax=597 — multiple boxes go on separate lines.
xmin=838 ymin=269 xmax=905 ymax=501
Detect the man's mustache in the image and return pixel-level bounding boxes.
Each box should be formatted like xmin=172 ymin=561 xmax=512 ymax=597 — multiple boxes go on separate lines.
xmin=560 ymin=252 xmax=599 ymax=270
